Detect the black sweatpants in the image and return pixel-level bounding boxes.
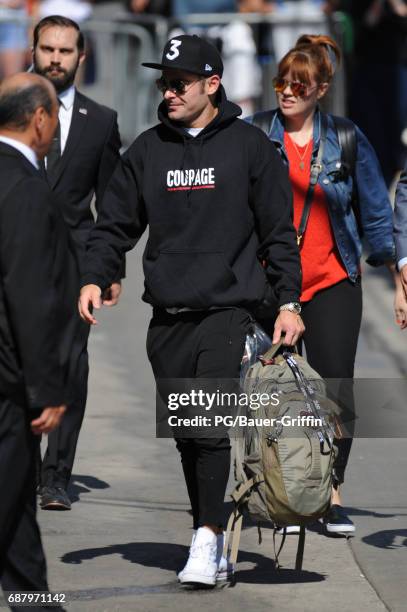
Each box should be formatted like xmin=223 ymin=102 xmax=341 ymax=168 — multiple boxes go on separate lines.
xmin=0 ymin=398 xmax=49 ymax=597
xmin=147 ymin=308 xmax=250 ymax=529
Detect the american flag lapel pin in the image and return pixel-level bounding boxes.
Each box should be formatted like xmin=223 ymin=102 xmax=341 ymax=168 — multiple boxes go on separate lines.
xmin=79 ymin=108 xmax=88 ymax=115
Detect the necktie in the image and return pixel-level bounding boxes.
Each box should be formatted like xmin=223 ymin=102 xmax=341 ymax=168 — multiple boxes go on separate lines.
xmin=46 ymin=99 xmax=62 ymax=179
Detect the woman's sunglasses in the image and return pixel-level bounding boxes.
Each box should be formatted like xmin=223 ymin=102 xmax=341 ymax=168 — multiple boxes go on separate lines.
xmin=272 ymin=77 xmax=308 ymax=98
xmin=156 ymin=76 xmax=201 ymax=96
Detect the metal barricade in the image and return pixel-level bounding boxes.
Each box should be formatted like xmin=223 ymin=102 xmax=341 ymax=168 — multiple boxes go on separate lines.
xmin=166 ymin=11 xmax=347 ymax=118
xmin=38 ymin=11 xmax=347 ymax=139
xmin=79 ymin=19 xmax=163 ymax=144
xmin=0 ymin=10 xmax=347 ymax=141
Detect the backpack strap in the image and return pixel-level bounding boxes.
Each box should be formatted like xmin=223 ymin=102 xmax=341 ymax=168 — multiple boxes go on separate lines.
xmin=261 ymin=332 xmax=301 ymax=363
xmin=274 ymin=525 xmax=306 ymax=571
xmin=231 ymin=475 xmax=263 ymax=505
xmin=332 ymin=115 xmax=362 ymax=235
xmin=261 ymin=338 xmax=285 ymax=361
xmin=283 ymin=352 xmax=334 ymax=445
xmin=332 ymin=115 xmax=357 ymax=178
xmin=295 ymin=526 xmax=306 ymax=571
xmin=225 ymin=475 xmax=264 ymax=565
xmin=273 ymin=527 xmax=287 ymax=569
xmin=224 ymin=507 xmax=244 ymax=565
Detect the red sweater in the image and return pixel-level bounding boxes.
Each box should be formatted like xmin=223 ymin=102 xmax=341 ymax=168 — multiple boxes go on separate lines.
xmin=284 ymin=132 xmax=347 ymax=303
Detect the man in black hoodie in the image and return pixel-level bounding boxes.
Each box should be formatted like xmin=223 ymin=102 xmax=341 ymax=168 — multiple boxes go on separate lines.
xmin=79 ymin=35 xmax=303 ymax=586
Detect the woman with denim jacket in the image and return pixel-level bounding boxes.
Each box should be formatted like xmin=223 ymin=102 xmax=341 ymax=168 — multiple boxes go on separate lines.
xmin=247 ymin=34 xmax=399 ymax=535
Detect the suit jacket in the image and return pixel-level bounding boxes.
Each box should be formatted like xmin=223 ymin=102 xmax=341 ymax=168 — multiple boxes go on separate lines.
xmin=394 ymin=164 xmax=407 ymax=262
xmin=0 ymin=143 xmax=80 ymax=411
xmin=47 ymin=90 xmax=122 ymax=274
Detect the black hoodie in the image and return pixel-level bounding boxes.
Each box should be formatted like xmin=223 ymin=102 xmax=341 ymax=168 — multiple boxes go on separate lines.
xmin=82 ymin=87 xmax=301 ymax=312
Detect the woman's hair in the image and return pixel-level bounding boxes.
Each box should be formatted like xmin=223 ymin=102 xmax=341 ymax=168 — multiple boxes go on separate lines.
xmin=277 ymin=34 xmax=341 ymax=86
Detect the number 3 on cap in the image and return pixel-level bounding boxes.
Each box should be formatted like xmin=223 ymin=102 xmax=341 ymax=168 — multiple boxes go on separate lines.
xmin=166 ymin=39 xmax=182 ymax=61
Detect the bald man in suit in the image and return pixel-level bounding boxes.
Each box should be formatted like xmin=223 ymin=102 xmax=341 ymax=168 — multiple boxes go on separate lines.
xmin=0 ymin=72 xmax=78 ymax=601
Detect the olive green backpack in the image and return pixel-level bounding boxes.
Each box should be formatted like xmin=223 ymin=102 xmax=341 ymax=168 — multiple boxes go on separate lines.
xmin=225 ymin=339 xmax=340 ymax=571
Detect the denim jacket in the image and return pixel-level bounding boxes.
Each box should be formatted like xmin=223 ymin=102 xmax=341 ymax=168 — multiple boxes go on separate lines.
xmin=246 ymin=109 xmax=395 ymax=281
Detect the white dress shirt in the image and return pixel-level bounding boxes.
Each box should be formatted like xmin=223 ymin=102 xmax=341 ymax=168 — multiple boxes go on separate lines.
xmin=44 ymin=85 xmax=75 ymax=168
xmin=58 ymin=85 xmax=75 ymax=154
xmin=0 ymin=135 xmax=38 ymax=169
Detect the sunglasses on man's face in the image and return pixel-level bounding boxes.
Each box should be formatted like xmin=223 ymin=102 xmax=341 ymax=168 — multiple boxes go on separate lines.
xmin=156 ymin=76 xmax=201 ymax=95
xmin=272 ymin=77 xmax=309 ymax=98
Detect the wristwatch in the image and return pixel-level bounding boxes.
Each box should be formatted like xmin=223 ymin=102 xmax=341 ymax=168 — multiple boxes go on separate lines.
xmin=279 ymin=302 xmax=302 ymax=315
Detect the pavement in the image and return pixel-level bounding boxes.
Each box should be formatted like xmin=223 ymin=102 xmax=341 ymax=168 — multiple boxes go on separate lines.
xmin=11 ymin=241 xmax=400 ymax=612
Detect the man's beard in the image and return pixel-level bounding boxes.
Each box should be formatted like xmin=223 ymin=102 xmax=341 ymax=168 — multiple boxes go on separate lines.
xmin=33 ymin=57 xmax=80 ymax=93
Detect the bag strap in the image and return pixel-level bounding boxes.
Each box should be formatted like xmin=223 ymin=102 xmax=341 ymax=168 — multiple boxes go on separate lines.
xmin=261 ymin=338 xmax=285 ymax=361
xmin=274 ymin=525 xmax=306 ymax=571
xmin=261 ymin=333 xmax=299 ymax=363
xmin=227 ymin=518 xmax=306 ymax=571
xmin=296 ymin=113 xmax=328 ymax=247
xmin=283 ymin=352 xmax=334 ymax=445
xmin=332 ymin=115 xmax=357 ymax=178
xmin=308 ymin=436 xmax=323 ymax=481
xmin=233 ymin=436 xmax=248 ymax=484
xmin=252 ymin=110 xmax=327 ymax=246
xmin=273 ymin=527 xmax=287 ymax=569
xmin=224 ymin=508 xmax=244 ymax=565
xmin=231 ymin=475 xmax=262 ymax=505
xmin=332 ymin=115 xmax=362 ymax=235
xmin=225 ymin=476 xmax=263 ymax=564
xmin=295 ymin=526 xmax=306 ymax=571
xmin=272 ymin=526 xmax=306 ymax=571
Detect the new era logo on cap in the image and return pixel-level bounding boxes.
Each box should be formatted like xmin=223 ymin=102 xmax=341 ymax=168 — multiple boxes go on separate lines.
xmin=142 ymin=34 xmax=224 ymax=78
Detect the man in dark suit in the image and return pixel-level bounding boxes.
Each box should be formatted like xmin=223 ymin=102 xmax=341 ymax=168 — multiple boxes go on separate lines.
xmin=32 ymin=15 xmax=122 ymax=510
xmin=0 ymin=72 xmax=78 ymax=601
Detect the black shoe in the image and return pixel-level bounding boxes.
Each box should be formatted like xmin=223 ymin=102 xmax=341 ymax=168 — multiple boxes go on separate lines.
xmin=40 ymin=486 xmax=71 ymax=510
xmin=323 ymin=504 xmax=355 ymax=535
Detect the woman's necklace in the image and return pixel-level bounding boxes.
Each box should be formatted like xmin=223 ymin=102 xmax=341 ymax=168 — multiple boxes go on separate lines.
xmin=290 ymin=137 xmax=312 ymax=171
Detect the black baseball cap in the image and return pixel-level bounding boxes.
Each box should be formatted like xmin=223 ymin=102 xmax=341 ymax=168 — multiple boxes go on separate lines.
xmin=142 ymin=34 xmax=223 ymax=78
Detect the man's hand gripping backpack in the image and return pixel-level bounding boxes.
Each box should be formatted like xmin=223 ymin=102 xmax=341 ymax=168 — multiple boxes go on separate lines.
xmin=225 ymin=330 xmax=340 ymax=571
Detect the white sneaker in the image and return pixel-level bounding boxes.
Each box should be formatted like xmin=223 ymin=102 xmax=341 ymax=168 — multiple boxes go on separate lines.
xmin=216 ymin=532 xmax=235 ymax=583
xmin=178 ymin=531 xmax=196 ymax=581
xmin=276 ymin=525 xmax=302 ymax=535
xmin=179 ymin=527 xmax=218 ymax=586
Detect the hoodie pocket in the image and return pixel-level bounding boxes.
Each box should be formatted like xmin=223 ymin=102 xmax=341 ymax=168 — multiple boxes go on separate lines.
xmin=146 ymin=250 xmax=237 ymax=308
